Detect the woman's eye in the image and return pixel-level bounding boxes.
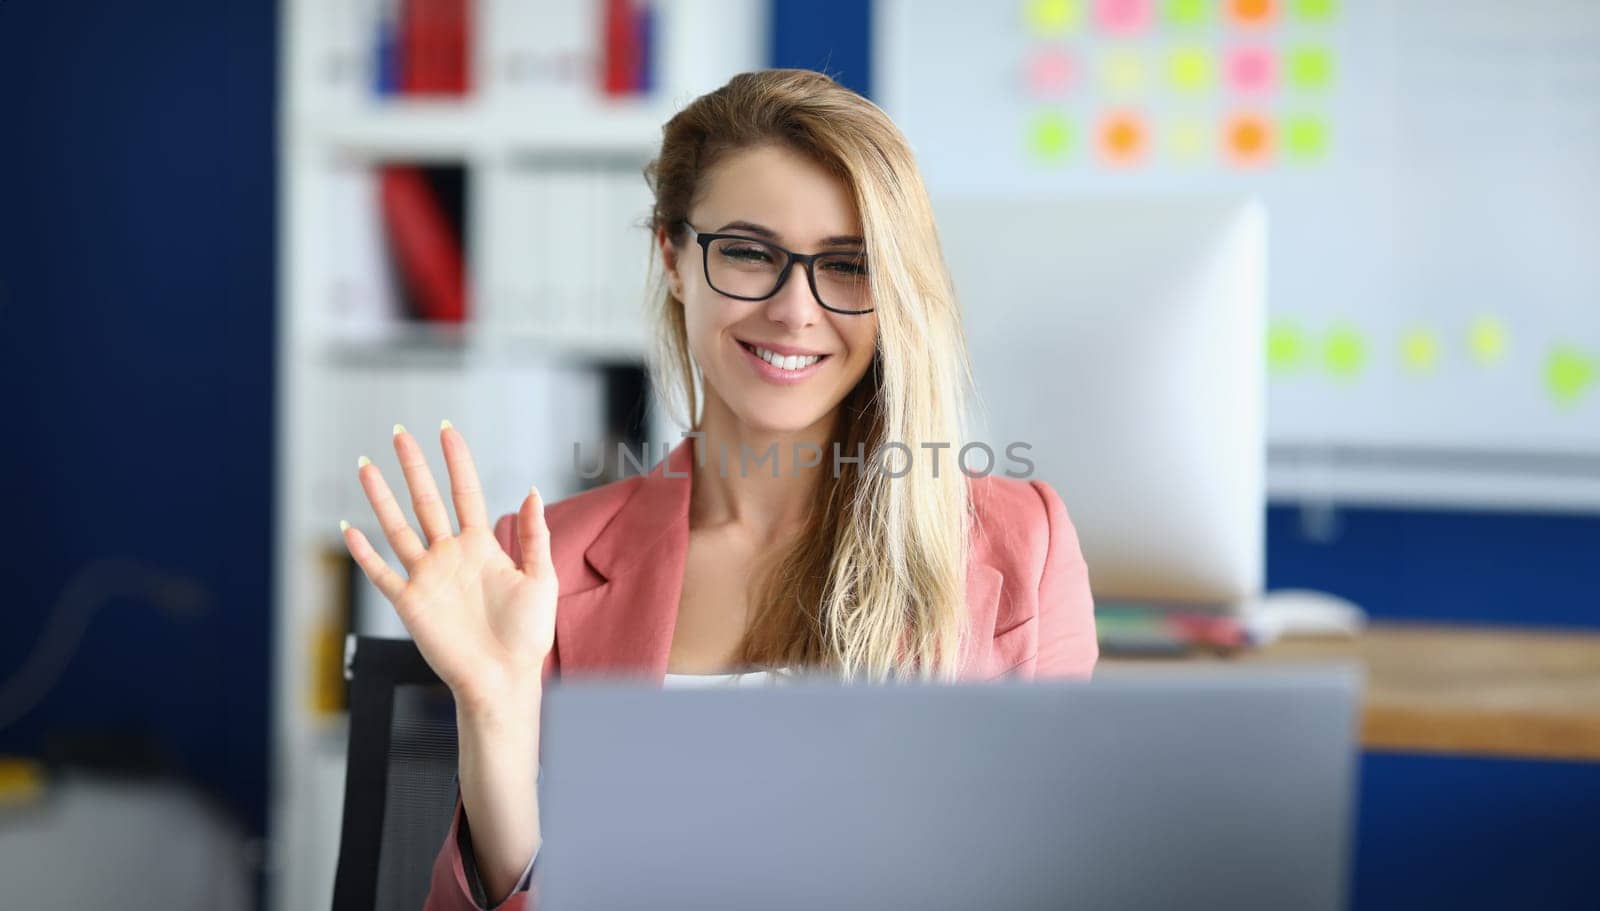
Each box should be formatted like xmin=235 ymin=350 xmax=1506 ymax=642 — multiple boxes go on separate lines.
xmin=722 ymin=245 xmax=773 ymax=263
xmin=823 ymin=258 xmax=868 ymax=276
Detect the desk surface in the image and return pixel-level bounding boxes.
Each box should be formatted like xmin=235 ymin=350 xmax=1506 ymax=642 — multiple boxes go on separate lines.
xmin=1104 ymin=621 xmax=1600 ymax=762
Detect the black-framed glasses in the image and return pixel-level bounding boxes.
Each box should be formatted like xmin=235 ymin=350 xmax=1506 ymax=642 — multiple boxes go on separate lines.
xmin=681 ymin=220 xmax=874 ymax=315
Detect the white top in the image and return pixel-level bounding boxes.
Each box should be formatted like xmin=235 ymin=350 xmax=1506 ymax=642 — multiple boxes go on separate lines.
xmin=662 ymin=668 xmax=796 ymax=687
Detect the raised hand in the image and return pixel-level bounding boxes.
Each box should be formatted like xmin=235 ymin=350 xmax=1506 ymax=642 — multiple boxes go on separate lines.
xmin=340 ymin=420 xmax=557 ymax=715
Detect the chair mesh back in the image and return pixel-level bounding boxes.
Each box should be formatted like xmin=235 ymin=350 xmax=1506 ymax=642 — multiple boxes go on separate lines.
xmin=333 ymin=638 xmax=459 ymax=911
xmin=374 ymin=684 xmax=459 ymax=911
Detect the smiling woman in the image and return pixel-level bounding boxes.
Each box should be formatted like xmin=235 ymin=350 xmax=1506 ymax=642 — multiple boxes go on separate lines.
xmin=339 ymin=68 xmax=1098 ymax=911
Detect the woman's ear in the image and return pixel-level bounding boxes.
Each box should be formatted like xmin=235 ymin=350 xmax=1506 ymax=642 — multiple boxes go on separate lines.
xmin=657 ymin=225 xmax=684 ymax=298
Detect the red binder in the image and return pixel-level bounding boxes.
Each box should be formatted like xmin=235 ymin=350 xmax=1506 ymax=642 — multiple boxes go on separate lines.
xmin=379 ymin=166 xmax=467 ymax=323
xmin=602 ymin=0 xmax=642 ymax=97
xmin=399 ymin=0 xmax=471 ymax=96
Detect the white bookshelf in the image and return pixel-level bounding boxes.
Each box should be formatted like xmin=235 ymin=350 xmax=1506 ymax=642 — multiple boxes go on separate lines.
xmin=270 ymin=2 xmax=764 ymax=908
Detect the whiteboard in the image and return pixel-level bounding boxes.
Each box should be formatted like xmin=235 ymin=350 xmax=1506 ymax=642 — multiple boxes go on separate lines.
xmin=875 ymin=0 xmax=1600 ymax=510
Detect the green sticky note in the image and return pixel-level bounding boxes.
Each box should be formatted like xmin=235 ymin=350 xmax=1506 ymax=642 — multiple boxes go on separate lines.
xmin=1027 ymin=112 xmax=1073 ymax=161
xmin=1293 ymin=0 xmax=1338 ymax=22
xmin=1025 ymin=0 xmax=1082 ymax=34
xmin=1401 ymin=327 xmax=1440 ymax=374
xmin=1469 ymin=316 xmax=1507 ymax=365
xmin=1323 ymin=322 xmax=1367 ymax=380
xmin=1545 ymin=346 xmax=1596 ymax=406
xmin=1267 ymin=319 xmax=1308 ymax=374
xmin=1285 ymin=114 xmax=1329 ymax=160
xmin=1288 ymin=46 xmax=1334 ymax=91
xmin=1166 ymin=0 xmax=1210 ymax=26
xmin=1168 ymin=47 xmax=1213 ymax=92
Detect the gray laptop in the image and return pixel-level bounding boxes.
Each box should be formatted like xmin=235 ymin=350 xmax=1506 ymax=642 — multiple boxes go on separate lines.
xmin=535 ymin=665 xmax=1362 ymax=911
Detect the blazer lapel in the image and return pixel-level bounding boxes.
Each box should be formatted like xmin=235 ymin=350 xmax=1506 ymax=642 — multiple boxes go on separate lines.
xmin=553 ymin=438 xmax=695 ymax=681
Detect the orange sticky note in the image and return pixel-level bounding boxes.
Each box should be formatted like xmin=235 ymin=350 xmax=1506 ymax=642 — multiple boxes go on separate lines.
xmin=1098 ymin=110 xmax=1149 ymax=165
xmin=1229 ymin=0 xmax=1276 ymax=25
xmin=1224 ymin=112 xmax=1273 ymax=166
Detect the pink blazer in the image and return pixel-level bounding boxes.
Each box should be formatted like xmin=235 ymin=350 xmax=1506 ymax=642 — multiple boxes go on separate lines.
xmin=424 ymin=438 xmax=1098 ymax=910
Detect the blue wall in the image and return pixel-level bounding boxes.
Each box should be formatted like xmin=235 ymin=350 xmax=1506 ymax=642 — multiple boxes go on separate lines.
xmin=771 ymin=0 xmax=874 ymax=97
xmin=0 ymin=0 xmax=276 ymax=836
xmin=1268 ymin=504 xmax=1600 ymax=630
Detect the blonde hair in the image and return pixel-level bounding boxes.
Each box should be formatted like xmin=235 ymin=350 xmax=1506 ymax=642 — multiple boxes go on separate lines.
xmin=642 ymin=69 xmax=977 ymax=681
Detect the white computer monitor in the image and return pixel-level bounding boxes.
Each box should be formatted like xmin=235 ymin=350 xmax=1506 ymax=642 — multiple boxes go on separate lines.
xmin=936 ymin=195 xmax=1267 ymax=610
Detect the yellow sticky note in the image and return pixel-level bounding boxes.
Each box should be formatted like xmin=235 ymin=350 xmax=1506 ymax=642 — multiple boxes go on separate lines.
xmin=1401 ymin=327 xmax=1440 ymax=374
xmin=1169 ymin=116 xmax=1209 ymax=161
xmin=1101 ymin=49 xmax=1147 ymax=95
xmin=1025 ymin=0 xmax=1082 ymax=35
xmin=1469 ymin=316 xmax=1507 ymax=365
xmin=1168 ymin=46 xmax=1213 ymax=92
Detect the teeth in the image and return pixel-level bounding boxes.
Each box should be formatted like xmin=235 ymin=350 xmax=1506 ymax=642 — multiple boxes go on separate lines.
xmin=751 ymin=344 xmax=821 ymax=370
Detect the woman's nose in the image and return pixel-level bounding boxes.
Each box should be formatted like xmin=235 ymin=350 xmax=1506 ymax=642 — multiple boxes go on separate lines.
xmin=763 ymin=263 xmax=822 ymax=330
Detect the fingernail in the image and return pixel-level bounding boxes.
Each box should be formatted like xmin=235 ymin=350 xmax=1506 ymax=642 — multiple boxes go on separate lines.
xmin=339 ymin=519 xmax=351 ymax=533
xmin=358 ymin=455 xmax=371 ymax=469
xmin=393 ymin=423 xmax=406 ymax=437
xmin=441 ymin=418 xmax=454 ymax=431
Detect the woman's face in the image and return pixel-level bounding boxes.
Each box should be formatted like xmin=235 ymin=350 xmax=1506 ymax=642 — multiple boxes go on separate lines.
xmin=660 ymin=144 xmax=879 ymax=435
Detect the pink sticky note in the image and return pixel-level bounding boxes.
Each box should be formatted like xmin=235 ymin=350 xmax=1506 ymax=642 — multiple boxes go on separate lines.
xmin=1096 ymin=0 xmax=1152 ymax=34
xmin=1025 ymin=48 xmax=1075 ymax=97
xmin=1227 ymin=46 xmax=1276 ymax=94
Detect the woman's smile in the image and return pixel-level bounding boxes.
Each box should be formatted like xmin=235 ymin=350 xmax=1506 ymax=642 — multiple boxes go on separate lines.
xmin=735 ymin=337 xmax=833 ymax=385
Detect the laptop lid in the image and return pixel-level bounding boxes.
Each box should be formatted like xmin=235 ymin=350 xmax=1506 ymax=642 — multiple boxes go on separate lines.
xmin=536 ymin=665 xmax=1360 ymax=911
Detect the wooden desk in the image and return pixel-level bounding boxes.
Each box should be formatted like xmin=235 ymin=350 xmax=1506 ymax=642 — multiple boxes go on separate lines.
xmin=1104 ymin=621 xmax=1600 ymax=762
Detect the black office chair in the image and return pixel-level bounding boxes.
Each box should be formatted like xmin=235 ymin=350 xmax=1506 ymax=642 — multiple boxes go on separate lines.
xmin=332 ymin=635 xmax=460 ymax=911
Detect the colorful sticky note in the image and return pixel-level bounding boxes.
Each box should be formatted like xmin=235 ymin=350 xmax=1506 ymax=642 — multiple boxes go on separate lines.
xmin=1166 ymin=0 xmax=1210 ymax=26
xmin=1545 ymin=346 xmax=1596 ymax=406
xmin=1284 ymin=114 xmax=1329 ymax=160
xmin=1228 ymin=0 xmax=1276 ymax=26
xmin=1292 ymin=0 xmax=1337 ymax=22
xmin=1098 ymin=110 xmax=1148 ymax=165
xmin=1168 ymin=47 xmax=1213 ymax=92
xmin=1025 ymin=0 xmax=1083 ymax=35
xmin=1268 ymin=319 xmax=1309 ymax=374
xmin=1025 ymin=48 xmax=1075 ymax=97
xmin=1027 ymin=111 xmax=1075 ymax=161
xmin=1227 ymin=46 xmax=1276 ymax=94
xmin=1096 ymin=0 xmax=1153 ymax=33
xmin=1169 ymin=116 xmax=1210 ymax=161
xmin=1224 ymin=112 xmax=1273 ymax=166
xmin=1323 ymin=322 xmax=1367 ymax=380
xmin=1100 ymin=49 xmax=1147 ymax=95
xmin=1401 ymin=327 xmax=1440 ymax=374
xmin=1468 ymin=316 xmax=1507 ymax=365
xmin=1288 ymin=46 xmax=1334 ymax=91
